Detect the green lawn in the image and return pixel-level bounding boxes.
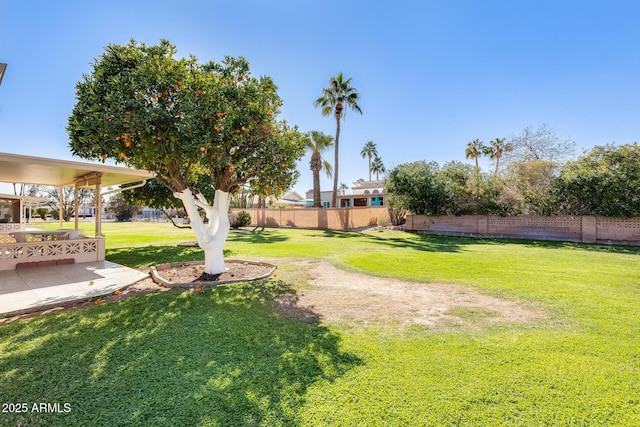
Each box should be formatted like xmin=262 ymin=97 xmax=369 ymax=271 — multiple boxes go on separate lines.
xmin=2 ymin=222 xmax=639 ymax=426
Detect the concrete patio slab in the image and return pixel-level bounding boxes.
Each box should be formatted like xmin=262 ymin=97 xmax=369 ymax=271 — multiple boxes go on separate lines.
xmin=0 ymin=261 xmax=149 ymax=316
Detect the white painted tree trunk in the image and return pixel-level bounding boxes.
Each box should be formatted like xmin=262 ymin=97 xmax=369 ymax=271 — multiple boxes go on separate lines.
xmin=174 ymin=188 xmax=230 ymax=274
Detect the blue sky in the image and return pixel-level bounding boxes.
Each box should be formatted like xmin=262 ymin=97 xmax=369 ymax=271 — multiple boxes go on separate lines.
xmin=1 ymin=0 xmax=640 ymax=197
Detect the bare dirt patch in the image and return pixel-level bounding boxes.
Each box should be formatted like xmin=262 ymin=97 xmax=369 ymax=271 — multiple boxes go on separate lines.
xmin=274 ymin=260 xmax=547 ymax=329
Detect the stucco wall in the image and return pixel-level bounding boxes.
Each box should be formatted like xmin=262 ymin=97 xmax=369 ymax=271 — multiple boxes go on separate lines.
xmin=231 ymin=207 xmax=388 ymax=230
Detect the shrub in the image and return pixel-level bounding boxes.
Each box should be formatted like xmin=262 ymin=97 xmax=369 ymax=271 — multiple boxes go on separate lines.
xmin=230 ymin=211 xmax=252 ymax=228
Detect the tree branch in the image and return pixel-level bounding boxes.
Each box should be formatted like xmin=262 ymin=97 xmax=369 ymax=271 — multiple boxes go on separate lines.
xmin=161 ymin=209 xmax=191 ymax=228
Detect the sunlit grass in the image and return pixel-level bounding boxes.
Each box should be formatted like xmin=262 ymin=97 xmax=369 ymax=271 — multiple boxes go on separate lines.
xmin=5 ymin=222 xmax=640 ymax=425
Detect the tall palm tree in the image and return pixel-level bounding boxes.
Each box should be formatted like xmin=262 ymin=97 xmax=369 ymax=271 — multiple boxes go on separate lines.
xmin=370 ymin=156 xmax=386 ymax=180
xmin=485 ymin=137 xmax=512 ymax=175
xmin=314 ymin=73 xmax=362 ymax=207
xmin=465 ymin=139 xmax=486 ymax=170
xmin=339 ymin=182 xmax=349 ymax=195
xmin=304 ymin=131 xmax=334 ymax=208
xmin=360 ymin=141 xmax=378 ymax=181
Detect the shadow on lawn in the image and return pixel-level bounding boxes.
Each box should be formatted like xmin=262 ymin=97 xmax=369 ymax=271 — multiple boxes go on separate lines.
xmin=227 ymin=227 xmax=290 ymax=244
xmin=0 ymin=280 xmax=361 ymax=427
xmin=318 ymin=230 xmax=465 ymax=253
xmin=321 ymin=230 xmax=640 ymax=256
xmin=106 ymin=246 xmax=235 ymax=268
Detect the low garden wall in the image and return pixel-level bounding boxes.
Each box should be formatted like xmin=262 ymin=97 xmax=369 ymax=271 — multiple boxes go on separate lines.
xmin=406 ymin=214 xmax=640 ymax=245
xmin=231 ymin=207 xmax=388 ymax=230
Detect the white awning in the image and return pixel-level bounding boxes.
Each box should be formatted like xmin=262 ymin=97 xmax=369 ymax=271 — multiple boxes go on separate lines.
xmin=0 ymin=152 xmax=154 ymax=187
xmin=0 ymin=193 xmax=49 ymax=203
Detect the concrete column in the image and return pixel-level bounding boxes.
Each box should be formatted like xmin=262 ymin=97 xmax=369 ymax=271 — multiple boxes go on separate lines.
xmin=95 ymin=182 xmax=102 ymax=237
xmin=58 ymin=186 xmax=64 ymax=229
xmin=582 ymin=216 xmax=597 ymax=243
xmin=478 ymin=215 xmax=489 ymax=235
xmin=74 ymin=184 xmax=79 ymax=230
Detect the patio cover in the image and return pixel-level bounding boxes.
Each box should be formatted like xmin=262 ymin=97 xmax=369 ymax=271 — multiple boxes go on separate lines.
xmin=0 ymin=152 xmax=153 ymax=188
xmin=0 ymin=152 xmax=155 ymax=236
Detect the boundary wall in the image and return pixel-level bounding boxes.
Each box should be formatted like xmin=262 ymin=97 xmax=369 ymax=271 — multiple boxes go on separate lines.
xmin=231 ymin=207 xmax=388 ymax=230
xmin=406 ymin=214 xmax=640 ymax=245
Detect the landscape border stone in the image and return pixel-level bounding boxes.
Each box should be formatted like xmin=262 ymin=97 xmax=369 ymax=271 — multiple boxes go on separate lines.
xmin=150 ymin=259 xmax=277 ymax=288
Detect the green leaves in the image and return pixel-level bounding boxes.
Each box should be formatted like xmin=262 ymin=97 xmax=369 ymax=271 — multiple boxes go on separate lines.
xmin=68 ymin=39 xmax=305 ymax=197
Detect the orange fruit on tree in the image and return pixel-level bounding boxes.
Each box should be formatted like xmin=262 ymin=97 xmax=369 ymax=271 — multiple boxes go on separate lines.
xmin=157 ymin=136 xmax=163 ymax=141
xmin=200 ymin=146 xmax=206 ymax=152
xmin=214 ymin=125 xmax=220 ymax=131
xmin=114 ymin=290 xmax=121 ymax=295
xmin=125 ymin=141 xmax=131 ymax=147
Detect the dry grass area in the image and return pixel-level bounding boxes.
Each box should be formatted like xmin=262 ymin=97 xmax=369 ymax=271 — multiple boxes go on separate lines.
xmin=274 ymin=260 xmax=547 ymax=329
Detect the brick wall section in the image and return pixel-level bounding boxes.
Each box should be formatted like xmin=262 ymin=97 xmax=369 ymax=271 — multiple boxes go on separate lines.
xmin=231 ymin=207 xmax=388 ymax=230
xmin=406 ymin=214 xmax=640 ymax=245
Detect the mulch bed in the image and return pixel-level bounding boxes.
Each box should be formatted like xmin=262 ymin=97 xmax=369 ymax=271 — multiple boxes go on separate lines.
xmin=151 ymin=260 xmax=276 ymax=287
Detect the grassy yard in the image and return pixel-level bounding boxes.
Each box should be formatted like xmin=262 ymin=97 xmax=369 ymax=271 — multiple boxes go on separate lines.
xmin=1 ymin=222 xmax=639 ymax=426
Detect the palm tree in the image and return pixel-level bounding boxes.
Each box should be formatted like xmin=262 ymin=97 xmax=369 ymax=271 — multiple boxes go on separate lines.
xmin=360 ymin=141 xmax=378 ymax=181
xmin=370 ymin=156 xmax=386 ymax=180
xmin=465 ymin=139 xmax=486 ymax=170
xmin=304 ymin=131 xmax=334 ymax=208
xmin=339 ymin=182 xmax=349 ymax=195
xmin=485 ymin=137 xmax=512 ymax=175
xmin=314 ymin=73 xmax=362 ymax=207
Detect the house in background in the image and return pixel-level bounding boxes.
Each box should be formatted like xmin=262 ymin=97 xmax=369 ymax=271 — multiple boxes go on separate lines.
xmin=337 ymin=179 xmax=387 ymax=208
xmin=304 ymin=190 xmax=333 ymax=208
xmin=305 ymin=180 xmax=387 ymax=208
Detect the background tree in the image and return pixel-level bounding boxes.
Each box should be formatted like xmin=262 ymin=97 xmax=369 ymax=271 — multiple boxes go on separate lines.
xmin=386 ymin=161 xmax=449 ymax=215
xmin=28 ymin=185 xmax=94 ymax=221
xmin=484 ymin=137 xmax=512 ymax=175
xmin=503 ymin=124 xmax=575 ymax=166
xmin=370 ymin=155 xmax=386 ymax=181
xmin=68 ymin=40 xmax=305 ymax=274
xmin=555 ymin=143 xmax=640 ymax=217
xmin=107 ymin=193 xmax=138 ymax=221
xmin=465 ymin=139 xmax=486 ymax=170
xmin=339 ymin=182 xmax=349 ymax=195
xmin=314 ymin=73 xmax=362 ymax=207
xmin=434 ymin=161 xmax=474 ymax=215
xmin=505 ymin=160 xmax=559 ymax=215
xmin=36 ymin=207 xmax=48 ymax=221
xmin=360 ymin=140 xmax=378 ymax=181
xmin=304 ymin=131 xmax=334 ymax=208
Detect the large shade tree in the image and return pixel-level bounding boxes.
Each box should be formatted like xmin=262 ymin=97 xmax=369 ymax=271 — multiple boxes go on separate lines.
xmin=314 ymin=73 xmax=362 ymax=207
xmin=68 ymin=40 xmax=305 ymax=274
xmin=304 ymin=131 xmax=334 ymax=208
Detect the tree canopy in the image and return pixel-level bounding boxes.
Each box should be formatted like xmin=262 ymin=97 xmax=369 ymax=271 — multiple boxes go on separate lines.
xmin=68 ymin=39 xmax=305 ymax=199
xmin=556 ymin=143 xmax=640 ymax=217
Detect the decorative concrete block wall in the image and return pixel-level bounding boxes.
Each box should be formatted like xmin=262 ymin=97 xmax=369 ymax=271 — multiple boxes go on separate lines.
xmin=406 ymin=214 xmax=640 ymax=245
